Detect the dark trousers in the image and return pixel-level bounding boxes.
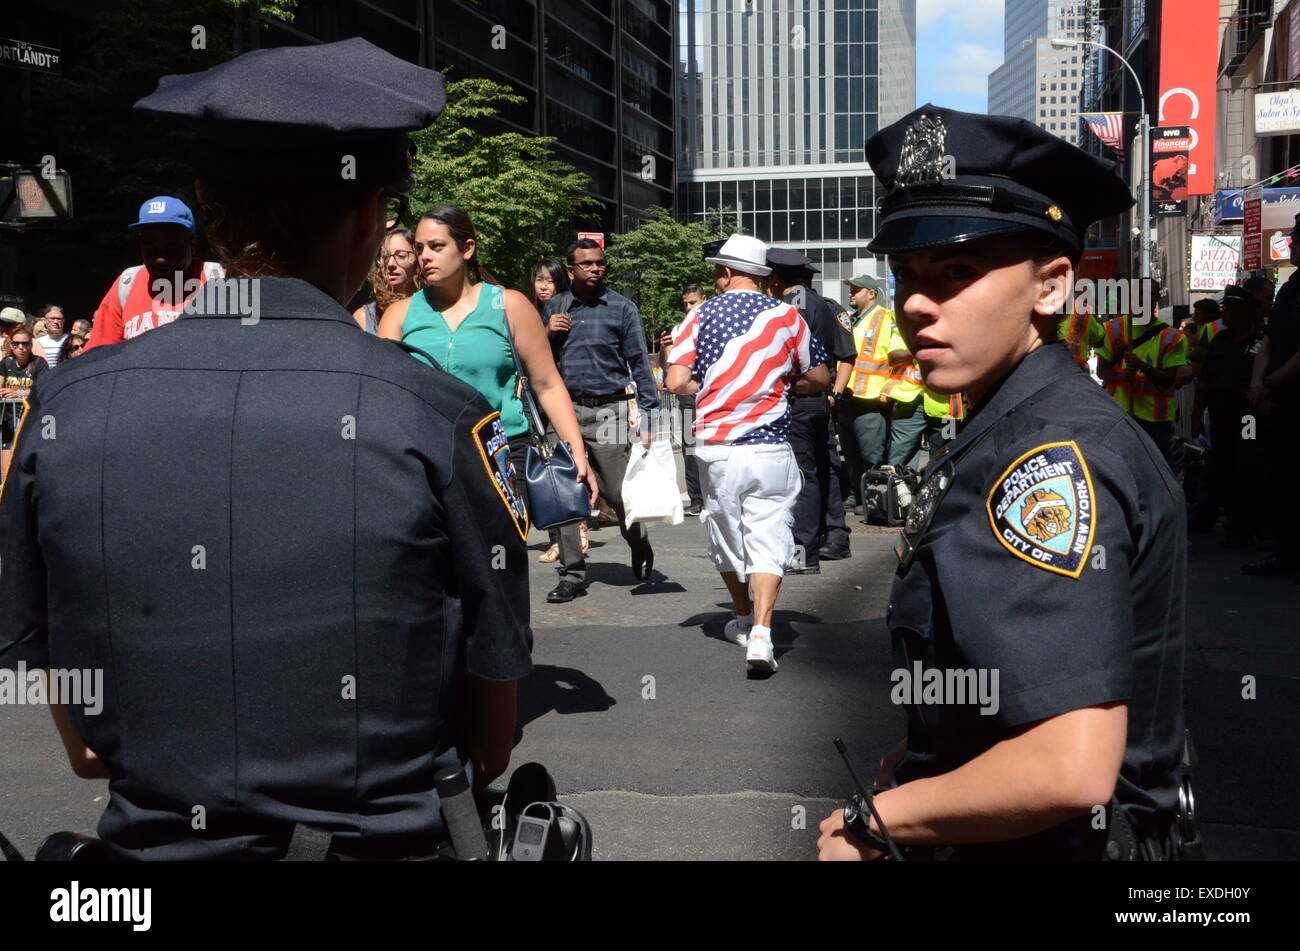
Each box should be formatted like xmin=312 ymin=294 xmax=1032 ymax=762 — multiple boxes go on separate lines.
xmin=1135 ymin=418 xmax=1177 ymax=473
xmin=823 ymin=415 xmax=850 ymax=548
xmin=789 ymin=395 xmax=833 ymax=566
xmin=552 ymin=402 xmax=647 ymax=582
xmin=1260 ymin=404 xmax=1300 ymax=563
xmin=1197 ymin=405 xmax=1256 ymax=539
xmin=676 ymin=393 xmax=702 ymax=507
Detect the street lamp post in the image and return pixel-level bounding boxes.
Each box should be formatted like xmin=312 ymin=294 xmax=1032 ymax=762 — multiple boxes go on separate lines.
xmin=1052 ymin=36 xmax=1150 ymax=280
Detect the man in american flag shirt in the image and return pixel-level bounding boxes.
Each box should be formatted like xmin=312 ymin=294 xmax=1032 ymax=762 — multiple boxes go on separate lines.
xmin=665 ymin=235 xmax=830 ymax=676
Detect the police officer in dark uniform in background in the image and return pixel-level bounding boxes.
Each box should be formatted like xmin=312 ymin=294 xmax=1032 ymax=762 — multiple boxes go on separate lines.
xmin=0 ymin=39 xmax=532 ymax=860
xmin=766 ymin=249 xmax=856 ymax=574
xmin=1244 ymin=213 xmax=1300 ymax=580
xmin=1190 ymin=285 xmax=1264 ymax=546
xmin=818 ymin=105 xmax=1186 ymax=860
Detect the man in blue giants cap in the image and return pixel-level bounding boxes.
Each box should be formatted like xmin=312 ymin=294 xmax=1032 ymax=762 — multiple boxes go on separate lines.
xmin=817 ymin=105 xmax=1191 ymax=861
xmin=85 ymin=195 xmax=225 ymax=351
xmin=0 ymin=37 xmax=531 ymax=860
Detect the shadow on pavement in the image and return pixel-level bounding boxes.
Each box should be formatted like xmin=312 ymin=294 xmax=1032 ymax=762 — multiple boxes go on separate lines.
xmin=514 ymin=663 xmax=617 ymax=746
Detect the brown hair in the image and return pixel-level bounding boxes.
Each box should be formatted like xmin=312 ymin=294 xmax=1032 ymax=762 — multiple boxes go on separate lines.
xmin=419 ymin=205 xmax=500 ymax=285
xmin=364 ymin=227 xmax=425 ymax=313
xmin=199 ymin=181 xmax=376 ymax=278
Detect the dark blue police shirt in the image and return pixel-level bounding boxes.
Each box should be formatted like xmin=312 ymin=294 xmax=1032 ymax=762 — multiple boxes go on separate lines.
xmin=888 ymin=343 xmax=1186 ymax=857
xmin=782 ymin=287 xmax=857 ymax=370
xmin=0 ymin=278 xmax=533 ymax=860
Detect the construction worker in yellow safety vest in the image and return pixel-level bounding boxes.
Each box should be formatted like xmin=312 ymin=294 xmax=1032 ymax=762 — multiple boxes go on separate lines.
xmin=1095 ymin=279 xmax=1189 ymax=468
xmin=921 ymin=386 xmax=966 ymax=459
xmin=832 ymin=274 xmax=923 ymax=501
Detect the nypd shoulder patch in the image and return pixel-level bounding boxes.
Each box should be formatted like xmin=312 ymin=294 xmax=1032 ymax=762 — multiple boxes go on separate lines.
xmin=985 ymin=441 xmax=1096 ymax=579
xmin=836 ymin=309 xmax=854 ymax=331
xmin=471 ymin=412 xmax=528 ymax=542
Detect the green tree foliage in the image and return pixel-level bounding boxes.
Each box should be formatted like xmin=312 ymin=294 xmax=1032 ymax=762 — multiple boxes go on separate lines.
xmin=605 ymin=206 xmax=743 ymax=334
xmin=408 ymin=77 xmax=601 ymax=291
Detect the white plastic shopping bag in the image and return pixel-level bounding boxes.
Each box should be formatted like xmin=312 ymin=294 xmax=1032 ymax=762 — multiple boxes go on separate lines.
xmin=621 ymin=438 xmax=684 ymax=527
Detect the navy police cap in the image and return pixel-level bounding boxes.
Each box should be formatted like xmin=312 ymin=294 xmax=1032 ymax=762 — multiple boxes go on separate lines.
xmin=766 ymin=247 xmax=820 ymax=274
xmin=134 ymin=38 xmax=446 ymax=194
xmin=864 ymin=104 xmax=1134 ymax=255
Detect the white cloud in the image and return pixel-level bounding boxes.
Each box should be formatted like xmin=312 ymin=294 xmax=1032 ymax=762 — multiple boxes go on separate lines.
xmin=931 ymin=41 xmax=1004 ymax=95
xmin=917 ymin=0 xmax=1005 ymax=35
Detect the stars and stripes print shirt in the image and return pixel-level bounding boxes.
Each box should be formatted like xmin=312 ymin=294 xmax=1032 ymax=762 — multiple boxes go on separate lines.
xmin=667 ymin=289 xmax=826 ymax=445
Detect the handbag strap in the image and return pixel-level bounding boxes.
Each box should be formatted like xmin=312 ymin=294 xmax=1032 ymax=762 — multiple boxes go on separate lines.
xmin=499 ymin=286 xmax=549 ymax=444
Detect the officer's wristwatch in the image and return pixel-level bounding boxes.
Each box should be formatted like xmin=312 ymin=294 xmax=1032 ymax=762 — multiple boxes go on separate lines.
xmin=842 ymin=793 xmax=892 ymax=854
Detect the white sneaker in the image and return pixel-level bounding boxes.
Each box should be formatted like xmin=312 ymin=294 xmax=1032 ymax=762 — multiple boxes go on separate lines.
xmin=746 ymin=633 xmax=778 ymax=674
xmin=723 ymin=618 xmax=750 ymax=647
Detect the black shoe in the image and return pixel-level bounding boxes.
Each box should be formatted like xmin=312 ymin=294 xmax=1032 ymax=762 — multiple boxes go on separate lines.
xmin=786 ymin=564 xmax=821 ymax=575
xmin=818 ymin=543 xmax=851 ymax=561
xmin=547 ymin=580 xmax=586 ymax=603
xmin=1242 ymin=556 xmax=1296 ymax=577
xmin=631 ymin=541 xmax=654 ymax=581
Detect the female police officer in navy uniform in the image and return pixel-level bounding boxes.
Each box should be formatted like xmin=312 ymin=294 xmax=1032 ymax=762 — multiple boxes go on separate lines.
xmin=818 ymin=106 xmax=1186 ymax=860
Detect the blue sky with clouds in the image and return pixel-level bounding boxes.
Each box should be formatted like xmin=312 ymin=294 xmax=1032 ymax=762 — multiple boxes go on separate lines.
xmin=913 ymin=0 xmax=1006 ymax=113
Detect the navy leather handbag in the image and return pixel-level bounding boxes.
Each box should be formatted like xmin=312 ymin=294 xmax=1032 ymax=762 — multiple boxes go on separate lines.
xmin=505 ymin=318 xmax=589 ymax=530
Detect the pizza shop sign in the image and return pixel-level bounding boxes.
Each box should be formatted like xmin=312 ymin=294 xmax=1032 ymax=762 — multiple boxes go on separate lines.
xmin=1189 ymin=235 xmax=1241 ymax=292
xmin=0 ymin=38 xmax=61 ymax=74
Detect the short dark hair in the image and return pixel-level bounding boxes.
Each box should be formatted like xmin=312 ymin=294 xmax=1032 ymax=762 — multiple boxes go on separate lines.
xmin=681 ymin=284 xmax=706 ymax=297
xmin=566 ymin=238 xmax=603 ymax=263
xmin=1192 ymin=298 xmax=1220 ymax=318
xmin=1243 ymin=275 xmax=1274 ymax=293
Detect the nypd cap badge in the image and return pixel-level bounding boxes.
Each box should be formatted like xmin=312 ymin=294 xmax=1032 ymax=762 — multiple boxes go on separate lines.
xmin=985 ymin=441 xmax=1096 ymax=579
xmin=471 ymin=412 xmax=528 ymax=541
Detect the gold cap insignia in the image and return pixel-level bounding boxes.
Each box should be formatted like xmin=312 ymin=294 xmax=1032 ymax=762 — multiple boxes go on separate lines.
xmin=1045 ymin=205 xmax=1063 ymax=223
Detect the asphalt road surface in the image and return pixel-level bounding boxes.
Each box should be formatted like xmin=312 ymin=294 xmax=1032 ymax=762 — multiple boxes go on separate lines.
xmin=2 ymin=496 xmax=1297 ymax=860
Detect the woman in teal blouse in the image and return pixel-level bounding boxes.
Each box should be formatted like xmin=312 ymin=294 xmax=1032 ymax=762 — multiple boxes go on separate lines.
xmin=379 ymin=205 xmax=596 ymax=532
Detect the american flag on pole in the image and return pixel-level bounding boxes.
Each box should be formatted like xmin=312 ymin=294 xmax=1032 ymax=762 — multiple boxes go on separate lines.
xmin=1079 ymin=113 xmax=1126 ymax=161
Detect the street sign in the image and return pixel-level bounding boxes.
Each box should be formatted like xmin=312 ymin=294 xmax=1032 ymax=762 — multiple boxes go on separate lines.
xmin=1242 ymin=184 xmax=1263 ymax=271
xmin=577 ymin=232 xmax=605 ymax=248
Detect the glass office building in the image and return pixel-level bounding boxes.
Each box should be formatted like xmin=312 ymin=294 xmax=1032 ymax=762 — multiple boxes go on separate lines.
xmin=254 ymin=0 xmax=677 ymax=234
xmin=676 ymin=0 xmax=916 ymax=299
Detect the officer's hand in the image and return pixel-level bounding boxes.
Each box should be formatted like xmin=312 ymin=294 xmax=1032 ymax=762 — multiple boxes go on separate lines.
xmin=1122 ymin=353 xmax=1143 ymax=371
xmin=817 ymin=810 xmax=883 ymax=862
xmin=0 ymin=388 xmax=15 ymax=399
xmin=550 ymin=313 xmax=572 ymax=334
xmin=638 ymin=429 xmax=653 ymax=450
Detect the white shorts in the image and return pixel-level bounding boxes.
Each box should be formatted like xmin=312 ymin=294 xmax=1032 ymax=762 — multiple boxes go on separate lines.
xmin=695 ymin=441 xmax=802 ymax=581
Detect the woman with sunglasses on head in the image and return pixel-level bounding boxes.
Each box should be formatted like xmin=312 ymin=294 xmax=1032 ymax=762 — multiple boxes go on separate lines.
xmin=354 ymin=226 xmax=423 ymax=334
xmin=816 ymin=106 xmax=1187 ymax=862
xmin=379 ymin=207 xmax=597 ymax=549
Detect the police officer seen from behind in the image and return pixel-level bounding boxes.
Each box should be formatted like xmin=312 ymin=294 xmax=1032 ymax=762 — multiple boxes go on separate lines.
xmin=765 ymin=248 xmax=855 ymax=573
xmin=818 ymin=105 xmax=1186 ymax=860
xmin=0 ymin=39 xmax=532 ymax=859
xmin=1189 ymin=285 xmax=1263 ymax=547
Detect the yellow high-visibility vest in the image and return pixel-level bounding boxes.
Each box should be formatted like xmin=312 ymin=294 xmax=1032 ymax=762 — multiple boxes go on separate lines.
xmin=922 ymin=387 xmax=965 ymax=419
xmin=1095 ymin=316 xmax=1189 ymax=423
xmin=847 ymin=304 xmax=898 ymax=400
